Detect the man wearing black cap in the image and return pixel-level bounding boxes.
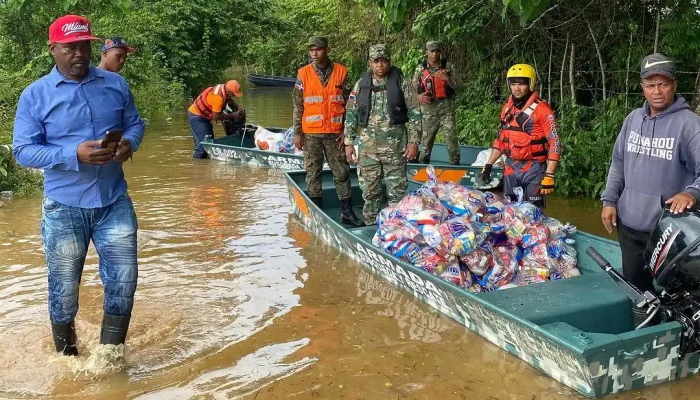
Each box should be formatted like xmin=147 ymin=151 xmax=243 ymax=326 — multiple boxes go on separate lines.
xmin=98 ymin=36 xmax=137 ymax=74
xmin=601 ymin=53 xmax=700 ymax=325
xmin=292 ymin=36 xmax=362 ymax=227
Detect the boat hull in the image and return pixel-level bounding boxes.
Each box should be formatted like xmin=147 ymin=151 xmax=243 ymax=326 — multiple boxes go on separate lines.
xmin=202 ymin=131 xmax=504 ymax=188
xmin=282 ymin=168 xmax=700 ymax=398
xmin=247 ymin=73 xmax=297 ymax=87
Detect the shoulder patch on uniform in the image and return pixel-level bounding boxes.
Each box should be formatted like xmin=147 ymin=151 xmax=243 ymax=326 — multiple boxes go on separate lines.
xmin=295 ymin=79 xmax=303 ymax=91
xmin=347 ymin=91 xmax=356 ymax=109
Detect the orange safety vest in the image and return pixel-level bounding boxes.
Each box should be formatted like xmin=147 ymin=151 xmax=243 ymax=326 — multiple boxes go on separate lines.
xmin=499 ymin=93 xmax=548 ymax=162
xmin=189 ymin=84 xmax=227 ymax=120
xmin=298 ymin=63 xmax=347 ymax=134
xmin=418 ymin=61 xmax=454 ymax=100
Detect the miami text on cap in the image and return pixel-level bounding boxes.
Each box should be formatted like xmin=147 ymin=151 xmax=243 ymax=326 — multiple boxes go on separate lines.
xmin=48 ymin=15 xmax=100 ymax=44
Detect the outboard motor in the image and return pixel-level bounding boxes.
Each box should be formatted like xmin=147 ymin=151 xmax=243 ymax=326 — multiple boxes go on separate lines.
xmin=587 ymin=206 xmax=700 ymax=359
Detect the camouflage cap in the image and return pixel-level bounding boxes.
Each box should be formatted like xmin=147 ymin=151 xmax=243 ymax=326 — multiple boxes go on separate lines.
xmin=307 ymin=36 xmax=328 ymax=48
xmin=369 ymin=44 xmax=390 ymax=60
xmin=426 ymin=41 xmax=442 ymax=51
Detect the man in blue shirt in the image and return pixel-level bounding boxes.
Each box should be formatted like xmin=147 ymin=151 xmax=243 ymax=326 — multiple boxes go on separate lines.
xmin=13 ymin=14 xmax=145 ymax=356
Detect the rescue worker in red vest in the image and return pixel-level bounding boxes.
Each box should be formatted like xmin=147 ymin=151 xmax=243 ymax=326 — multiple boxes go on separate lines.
xmin=480 ymin=64 xmax=561 ymax=208
xmin=412 ymin=41 xmax=462 ymax=165
xmin=187 ymin=80 xmax=245 ymax=158
xmin=292 ymin=36 xmax=363 ymax=226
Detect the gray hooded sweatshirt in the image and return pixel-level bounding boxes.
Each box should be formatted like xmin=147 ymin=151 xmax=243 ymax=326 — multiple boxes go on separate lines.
xmin=601 ymin=96 xmax=700 ymax=232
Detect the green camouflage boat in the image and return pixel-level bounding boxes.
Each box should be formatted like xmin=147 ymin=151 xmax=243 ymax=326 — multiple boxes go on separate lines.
xmin=282 ymin=167 xmax=700 ymax=398
xmin=200 ymin=123 xmax=504 ymax=188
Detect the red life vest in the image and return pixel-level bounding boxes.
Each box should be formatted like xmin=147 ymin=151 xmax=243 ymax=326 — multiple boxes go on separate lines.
xmin=191 ymin=84 xmax=227 ymax=120
xmin=499 ymin=94 xmax=548 ymax=162
xmin=419 ymin=61 xmax=454 ymax=100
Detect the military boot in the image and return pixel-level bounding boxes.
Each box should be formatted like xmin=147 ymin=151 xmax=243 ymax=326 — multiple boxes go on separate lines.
xmin=100 ymin=313 xmax=131 ymax=346
xmin=310 ymin=197 xmax=322 ymax=208
xmin=51 ymin=321 xmax=78 ymax=356
xmin=340 ymin=198 xmax=364 ymax=227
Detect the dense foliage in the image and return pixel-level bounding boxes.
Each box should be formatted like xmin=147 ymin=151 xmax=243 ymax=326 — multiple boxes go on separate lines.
xmin=243 ymin=0 xmax=700 ymax=198
xmin=0 ymin=0 xmax=272 ymax=195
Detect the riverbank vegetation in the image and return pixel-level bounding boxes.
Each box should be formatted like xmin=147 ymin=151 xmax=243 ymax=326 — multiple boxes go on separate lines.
xmin=0 ymin=0 xmax=272 ymax=194
xmin=243 ymin=0 xmax=700 ymax=198
xmin=1 ymin=0 xmax=699 ymax=198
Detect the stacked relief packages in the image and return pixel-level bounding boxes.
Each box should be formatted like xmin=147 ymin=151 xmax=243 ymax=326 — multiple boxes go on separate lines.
xmin=372 ymin=166 xmax=580 ymax=292
xmin=254 ymin=127 xmax=302 ymax=155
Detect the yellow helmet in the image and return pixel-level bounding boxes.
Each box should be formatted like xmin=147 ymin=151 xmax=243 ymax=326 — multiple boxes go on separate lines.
xmin=506 ymin=64 xmax=537 ymax=91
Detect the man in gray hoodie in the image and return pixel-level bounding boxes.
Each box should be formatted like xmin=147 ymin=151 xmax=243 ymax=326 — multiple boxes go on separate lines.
xmin=601 ymin=54 xmax=700 ymax=323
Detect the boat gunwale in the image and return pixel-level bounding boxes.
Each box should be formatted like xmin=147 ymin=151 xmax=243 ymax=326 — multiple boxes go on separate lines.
xmin=203 ymin=136 xmax=506 ymax=175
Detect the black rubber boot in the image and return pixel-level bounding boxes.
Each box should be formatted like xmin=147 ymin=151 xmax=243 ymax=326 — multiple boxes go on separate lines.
xmin=340 ymin=198 xmax=364 ymax=227
xmin=100 ymin=313 xmax=131 ymax=346
xmin=310 ymin=197 xmax=322 ymax=208
xmin=51 ymin=321 xmax=78 ymax=356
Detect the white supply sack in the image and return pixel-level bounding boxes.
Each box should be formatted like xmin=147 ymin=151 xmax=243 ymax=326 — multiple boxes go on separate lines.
xmin=254 ymin=126 xmax=285 ymax=152
xmin=471 ymin=148 xmax=506 ymax=168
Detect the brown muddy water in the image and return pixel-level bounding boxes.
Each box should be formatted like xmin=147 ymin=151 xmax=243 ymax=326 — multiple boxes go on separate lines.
xmin=0 ymin=78 xmax=695 ymax=400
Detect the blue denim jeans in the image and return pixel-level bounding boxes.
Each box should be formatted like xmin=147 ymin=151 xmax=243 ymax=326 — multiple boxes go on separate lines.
xmin=188 ymin=111 xmax=214 ymax=159
xmin=41 ymin=193 xmax=138 ymax=324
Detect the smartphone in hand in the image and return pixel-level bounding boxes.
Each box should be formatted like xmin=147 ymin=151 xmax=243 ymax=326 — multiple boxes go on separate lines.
xmin=102 ymin=129 xmax=124 ymax=154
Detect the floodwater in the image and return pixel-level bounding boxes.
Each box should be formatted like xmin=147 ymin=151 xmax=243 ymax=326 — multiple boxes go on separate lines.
xmin=0 ymin=77 xmax=694 ymax=400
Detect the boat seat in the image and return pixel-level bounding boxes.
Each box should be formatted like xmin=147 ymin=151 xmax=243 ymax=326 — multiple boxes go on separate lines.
xmin=478 ymin=273 xmax=634 ymax=334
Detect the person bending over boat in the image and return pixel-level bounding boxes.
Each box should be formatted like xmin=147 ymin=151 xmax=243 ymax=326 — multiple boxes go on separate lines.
xmin=480 ymin=64 xmax=561 ymax=208
xmin=188 ymin=80 xmax=246 ymax=158
xmin=601 ymin=53 xmax=700 ymax=326
xmin=343 ymin=44 xmax=422 ymax=225
xmin=292 ymin=36 xmax=363 ymax=226
xmin=13 ymin=15 xmax=145 ymax=355
xmin=413 ymin=41 xmax=462 ymax=165
xmin=98 ymin=36 xmax=136 ymax=73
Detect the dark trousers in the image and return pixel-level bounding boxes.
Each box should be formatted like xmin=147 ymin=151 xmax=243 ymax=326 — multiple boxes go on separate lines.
xmin=503 ymin=161 xmax=546 ymax=208
xmin=188 ymin=112 xmax=214 ymax=159
xmin=617 ymin=219 xmax=656 ymax=294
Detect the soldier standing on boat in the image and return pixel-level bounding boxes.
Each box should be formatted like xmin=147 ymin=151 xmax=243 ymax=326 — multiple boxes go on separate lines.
xmin=187 ymin=80 xmax=246 ymax=158
xmin=292 ymin=36 xmax=363 ymax=226
xmin=601 ymin=54 xmax=700 ymax=325
xmin=480 ymin=64 xmax=561 ymax=208
xmin=344 ymin=44 xmax=422 ymax=225
xmin=413 ymin=41 xmax=461 ymax=165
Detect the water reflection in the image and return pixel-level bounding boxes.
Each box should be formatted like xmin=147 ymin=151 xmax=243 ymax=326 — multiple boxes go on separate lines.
xmin=356 ymin=270 xmax=449 ymax=343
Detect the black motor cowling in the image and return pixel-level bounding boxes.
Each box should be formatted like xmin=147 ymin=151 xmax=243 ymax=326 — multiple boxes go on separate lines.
xmin=643 ymin=207 xmax=700 ymax=297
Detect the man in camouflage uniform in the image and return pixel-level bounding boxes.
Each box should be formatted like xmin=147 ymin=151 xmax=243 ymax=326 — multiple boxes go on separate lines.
xmin=344 ymin=44 xmax=422 ymax=225
xmin=413 ymin=41 xmax=462 ymax=165
xmin=293 ymin=36 xmax=363 ymax=226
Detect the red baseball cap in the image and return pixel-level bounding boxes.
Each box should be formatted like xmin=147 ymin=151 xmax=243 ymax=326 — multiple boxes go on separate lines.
xmin=48 ymin=15 xmax=100 ymax=44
